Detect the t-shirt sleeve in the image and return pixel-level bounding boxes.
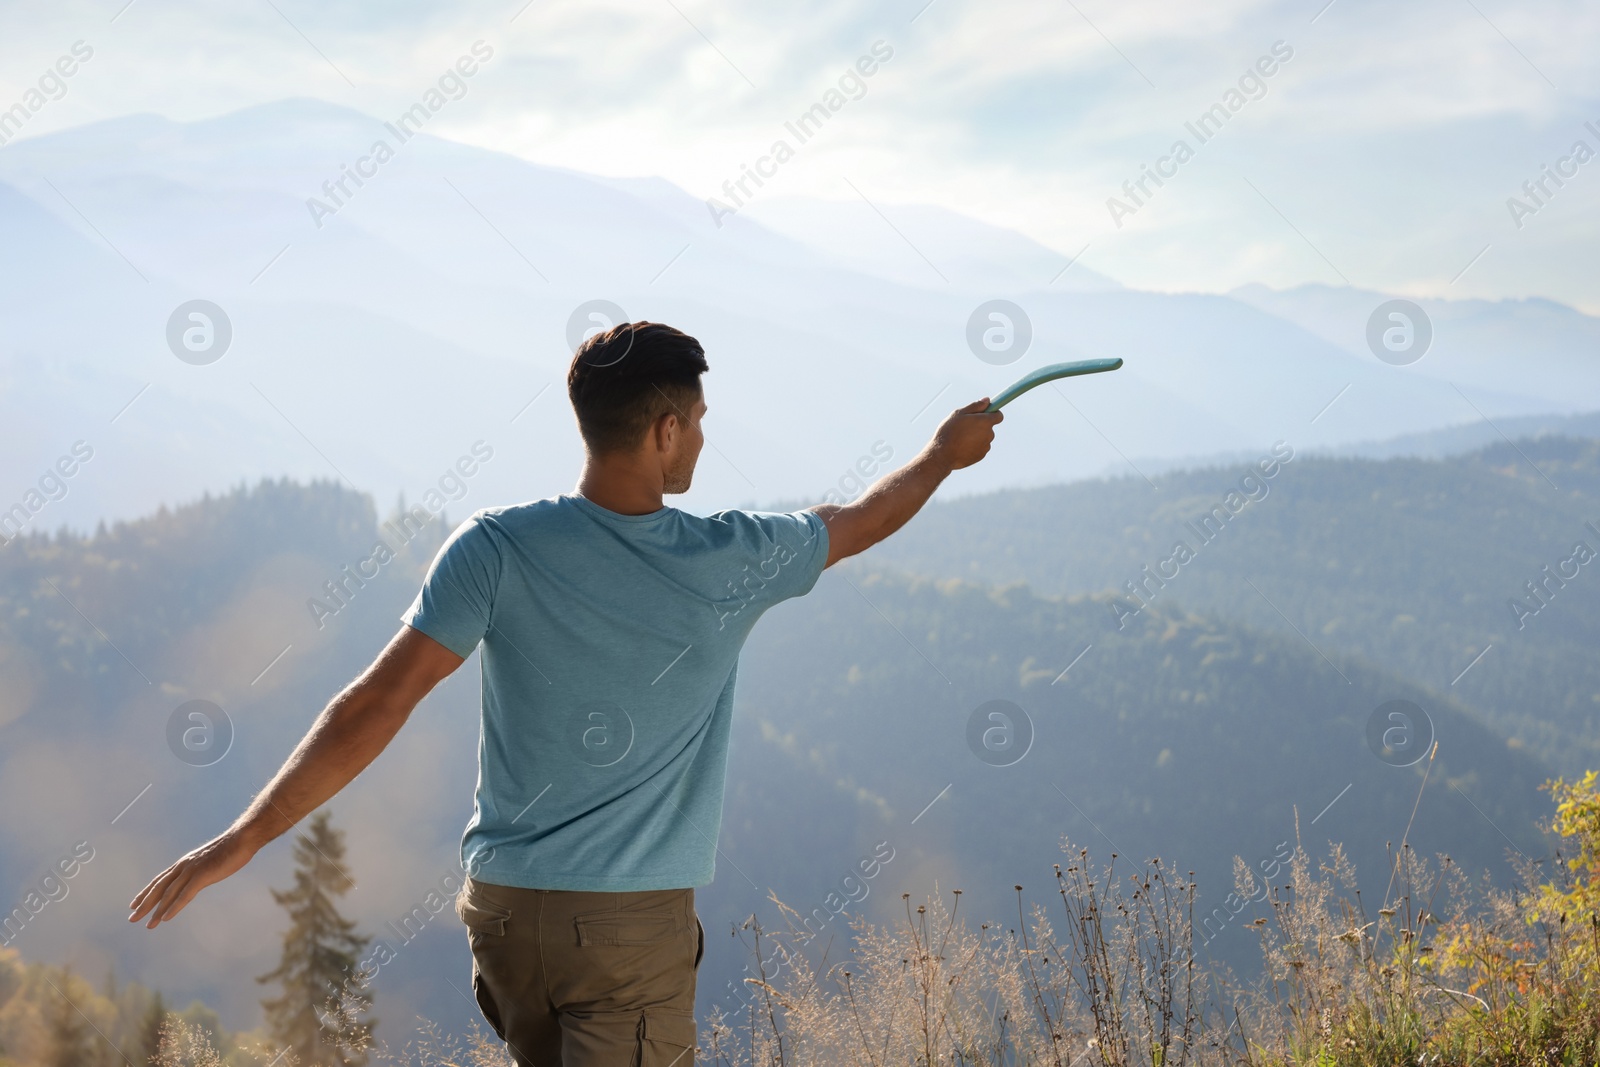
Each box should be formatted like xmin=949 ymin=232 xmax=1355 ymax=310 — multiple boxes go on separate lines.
xmin=400 ymin=515 xmax=502 ymax=658
xmin=726 ymin=508 xmax=830 ymax=604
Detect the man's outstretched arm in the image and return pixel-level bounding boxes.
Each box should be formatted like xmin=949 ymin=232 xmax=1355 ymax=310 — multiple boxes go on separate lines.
xmin=128 ymin=625 xmax=464 ymax=928
xmin=811 ymin=398 xmax=1002 ymax=567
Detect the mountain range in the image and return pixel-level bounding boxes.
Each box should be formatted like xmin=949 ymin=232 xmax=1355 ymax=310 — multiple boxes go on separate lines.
xmin=2 ymin=99 xmax=1598 ymax=543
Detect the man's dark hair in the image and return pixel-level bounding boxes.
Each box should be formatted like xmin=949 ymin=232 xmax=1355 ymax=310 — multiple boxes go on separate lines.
xmin=567 ymin=322 xmax=709 ymax=454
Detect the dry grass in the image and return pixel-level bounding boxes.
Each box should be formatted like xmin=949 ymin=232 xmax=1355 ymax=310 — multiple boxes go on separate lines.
xmin=151 ymin=1013 xmax=511 ymax=1067
xmin=146 ymin=773 xmax=1600 ymax=1067
xmin=702 ymin=772 xmax=1600 ymax=1066
xmin=703 ymin=846 xmax=1209 ymax=1067
xmin=154 ymin=1016 xmax=229 ymax=1067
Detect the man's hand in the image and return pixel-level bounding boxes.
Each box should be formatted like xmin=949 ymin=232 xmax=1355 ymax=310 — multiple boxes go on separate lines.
xmin=812 ymin=397 xmax=1003 ymax=567
xmin=128 ymin=625 xmax=463 ymax=929
xmin=128 ymin=829 xmax=258 ymax=928
xmin=927 ymin=398 xmax=1004 ymax=471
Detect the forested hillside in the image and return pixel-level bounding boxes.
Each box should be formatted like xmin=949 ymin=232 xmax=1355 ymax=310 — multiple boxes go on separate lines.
xmin=864 ymin=436 xmax=1600 ymax=774
xmin=0 ymin=481 xmax=472 ymax=1038
xmin=731 ymin=567 xmax=1553 ymax=982
xmin=0 ymin=444 xmax=1583 ymax=1040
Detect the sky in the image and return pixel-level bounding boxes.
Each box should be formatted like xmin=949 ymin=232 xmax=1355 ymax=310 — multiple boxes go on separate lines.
xmin=2 ymin=0 xmax=1598 ymax=310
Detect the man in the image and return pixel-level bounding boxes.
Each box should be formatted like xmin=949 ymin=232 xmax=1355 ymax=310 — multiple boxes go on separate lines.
xmin=129 ymin=321 xmax=1003 ymax=1065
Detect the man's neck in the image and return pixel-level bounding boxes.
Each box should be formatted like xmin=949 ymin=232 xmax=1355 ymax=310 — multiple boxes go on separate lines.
xmin=575 ymin=455 xmax=666 ymax=516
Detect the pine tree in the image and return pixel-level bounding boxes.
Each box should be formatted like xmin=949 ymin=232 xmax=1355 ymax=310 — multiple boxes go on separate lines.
xmin=138 ymin=991 xmax=167 ymax=1066
xmin=257 ymin=811 xmax=375 ymax=1067
xmin=44 ymin=967 xmax=93 ymax=1067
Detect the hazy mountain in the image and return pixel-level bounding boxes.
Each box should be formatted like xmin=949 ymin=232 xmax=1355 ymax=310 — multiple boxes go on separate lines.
xmin=2 ymin=101 xmax=1597 ymax=541
xmin=1118 ymin=409 xmax=1600 ymax=479
xmin=734 ymin=194 xmax=1124 ymax=292
xmin=1228 ymin=283 xmax=1600 ymax=409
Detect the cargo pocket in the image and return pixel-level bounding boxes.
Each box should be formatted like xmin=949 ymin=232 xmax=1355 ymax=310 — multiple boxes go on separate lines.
xmin=640 ymin=1010 xmax=697 ymax=1067
xmin=470 ymin=968 xmax=506 ymax=1042
xmin=456 ymin=887 xmax=512 ymax=1041
xmin=574 ymin=909 xmax=685 ymax=947
xmin=457 ymin=887 xmax=511 ymax=943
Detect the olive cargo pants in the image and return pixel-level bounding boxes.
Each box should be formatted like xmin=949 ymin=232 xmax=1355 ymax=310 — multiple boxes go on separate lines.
xmin=456 ymin=876 xmax=703 ymax=1066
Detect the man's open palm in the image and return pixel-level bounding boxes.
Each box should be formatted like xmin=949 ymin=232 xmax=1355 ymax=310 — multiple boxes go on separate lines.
xmin=129 ymin=832 xmax=254 ymax=928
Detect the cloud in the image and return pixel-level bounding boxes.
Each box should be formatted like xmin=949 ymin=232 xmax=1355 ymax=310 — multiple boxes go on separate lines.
xmin=0 ymin=0 xmax=1596 ymax=305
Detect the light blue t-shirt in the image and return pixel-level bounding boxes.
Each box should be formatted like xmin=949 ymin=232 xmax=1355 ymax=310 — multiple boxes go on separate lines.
xmin=401 ymin=494 xmax=830 ymax=891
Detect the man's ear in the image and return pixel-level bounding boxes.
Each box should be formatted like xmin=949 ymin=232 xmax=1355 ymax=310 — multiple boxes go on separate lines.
xmin=651 ymin=410 xmax=679 ymax=454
